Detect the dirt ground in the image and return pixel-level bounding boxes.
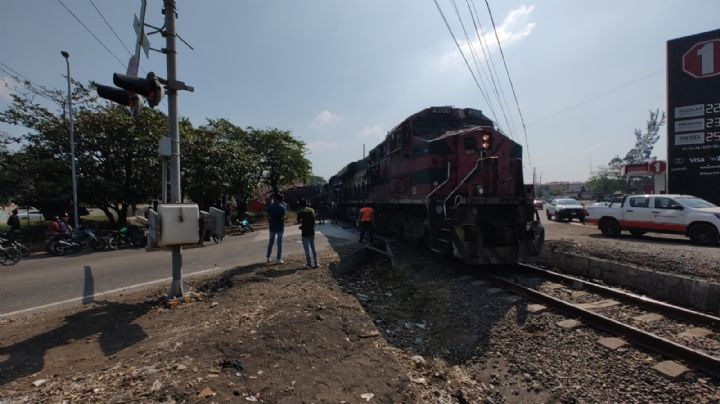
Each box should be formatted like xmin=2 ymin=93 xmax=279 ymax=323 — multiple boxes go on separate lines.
xmin=0 ymin=246 xmax=417 ymax=403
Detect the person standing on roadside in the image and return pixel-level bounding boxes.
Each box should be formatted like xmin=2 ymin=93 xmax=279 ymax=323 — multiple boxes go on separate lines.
xmin=6 ymin=209 xmax=20 ymax=242
xmin=266 ymin=193 xmax=286 ymax=264
xmin=357 ymin=202 xmax=374 ymax=242
xmin=296 ymin=199 xmax=318 ymax=268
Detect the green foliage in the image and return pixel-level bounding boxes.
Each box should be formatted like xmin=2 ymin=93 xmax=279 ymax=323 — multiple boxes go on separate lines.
xmin=586 ymin=167 xmax=625 ymax=200
xmin=307 ymin=175 xmax=327 ymax=186
xmin=247 ymin=128 xmax=311 ymax=194
xmin=0 ymin=78 xmax=314 ymax=221
xmin=619 ymin=109 xmax=665 ymax=165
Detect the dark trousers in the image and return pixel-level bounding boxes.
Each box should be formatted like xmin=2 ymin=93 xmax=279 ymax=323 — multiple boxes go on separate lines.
xmin=359 ymin=221 xmax=373 ymax=242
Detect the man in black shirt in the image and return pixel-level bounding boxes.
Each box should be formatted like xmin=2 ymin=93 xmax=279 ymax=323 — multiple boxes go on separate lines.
xmin=6 ymin=209 xmax=20 ymax=242
xmin=296 ymin=199 xmax=318 ymax=268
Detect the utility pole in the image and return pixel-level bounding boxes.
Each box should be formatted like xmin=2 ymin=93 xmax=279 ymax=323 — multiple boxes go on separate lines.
xmin=164 ymin=0 xmax=186 ymax=298
xmin=61 ymin=51 xmax=79 ymax=229
xmin=532 ymin=167 xmax=537 ymax=188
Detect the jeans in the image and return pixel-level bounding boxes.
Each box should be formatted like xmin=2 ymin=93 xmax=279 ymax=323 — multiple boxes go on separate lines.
xmin=266 ymin=229 xmax=284 ymax=259
xmin=301 ymin=235 xmax=317 ymax=265
xmin=359 ymin=221 xmax=373 ymax=242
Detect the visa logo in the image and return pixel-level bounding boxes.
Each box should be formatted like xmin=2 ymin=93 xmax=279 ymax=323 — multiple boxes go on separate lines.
xmin=689 ymin=157 xmax=706 ymax=163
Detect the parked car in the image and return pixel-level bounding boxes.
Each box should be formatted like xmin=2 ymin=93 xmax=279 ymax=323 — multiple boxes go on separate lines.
xmin=533 ymin=199 xmax=545 ymax=210
xmin=584 ymin=194 xmax=720 ymax=245
xmin=546 ymin=198 xmax=586 ymax=222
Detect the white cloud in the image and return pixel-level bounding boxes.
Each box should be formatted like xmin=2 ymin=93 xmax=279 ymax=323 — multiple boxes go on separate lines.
xmin=439 ymin=5 xmax=535 ymax=68
xmin=0 ymin=76 xmax=17 ymax=103
xmin=307 ymin=140 xmax=339 ymax=153
xmin=358 ymin=125 xmax=385 ymax=141
xmin=310 ymin=110 xmax=342 ymax=128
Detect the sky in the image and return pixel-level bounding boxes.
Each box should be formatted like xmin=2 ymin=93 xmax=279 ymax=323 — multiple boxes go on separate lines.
xmin=1 ymin=0 xmax=719 ymax=184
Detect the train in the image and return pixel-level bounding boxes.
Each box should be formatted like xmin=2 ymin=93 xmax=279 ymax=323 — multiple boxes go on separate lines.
xmin=288 ymin=106 xmax=544 ymax=264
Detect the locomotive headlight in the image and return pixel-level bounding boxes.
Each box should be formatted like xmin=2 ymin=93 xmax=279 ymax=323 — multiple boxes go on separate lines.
xmin=481 ymin=134 xmax=491 ymax=149
xmin=477 ymin=185 xmax=484 ymax=195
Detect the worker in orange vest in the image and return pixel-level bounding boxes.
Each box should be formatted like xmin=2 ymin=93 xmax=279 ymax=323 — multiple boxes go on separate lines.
xmin=357 ymin=202 xmax=374 ymax=242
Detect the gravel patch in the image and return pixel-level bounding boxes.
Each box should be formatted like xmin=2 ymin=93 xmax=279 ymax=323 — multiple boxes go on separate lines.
xmin=541 ymin=215 xmax=720 ymax=282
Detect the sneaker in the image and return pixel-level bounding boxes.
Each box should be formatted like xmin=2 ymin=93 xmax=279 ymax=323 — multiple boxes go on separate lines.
xmin=265 ymin=257 xmax=271 ymax=263
xmin=303 ymin=264 xmax=311 ymax=269
xmin=276 ymin=259 xmax=284 ymax=264
xmin=312 ymin=263 xmax=319 ymax=268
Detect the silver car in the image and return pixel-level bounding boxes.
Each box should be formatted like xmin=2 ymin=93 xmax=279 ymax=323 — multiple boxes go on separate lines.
xmin=546 ymin=198 xmax=586 ymax=222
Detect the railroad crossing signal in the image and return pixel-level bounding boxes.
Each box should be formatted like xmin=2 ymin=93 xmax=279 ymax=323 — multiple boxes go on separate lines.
xmin=95 ymin=72 xmax=165 ymax=115
xmin=682 ymin=39 xmax=720 ymax=78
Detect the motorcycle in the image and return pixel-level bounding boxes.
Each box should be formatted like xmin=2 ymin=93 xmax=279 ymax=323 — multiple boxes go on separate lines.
xmin=236 ymin=217 xmax=255 ymax=234
xmin=0 ymin=237 xmax=22 ymax=266
xmin=1 ymin=233 xmax=29 ymax=257
xmin=48 ymin=226 xmax=105 ymax=256
xmin=106 ymin=225 xmax=147 ymax=250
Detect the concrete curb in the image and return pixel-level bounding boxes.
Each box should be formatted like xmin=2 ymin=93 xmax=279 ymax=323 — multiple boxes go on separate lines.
xmin=540 ymin=249 xmax=720 ymax=315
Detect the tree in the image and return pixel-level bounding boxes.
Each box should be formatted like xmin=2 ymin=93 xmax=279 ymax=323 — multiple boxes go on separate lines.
xmin=306 ymin=175 xmax=327 ymax=186
xmin=586 ymin=167 xmax=625 ymax=200
xmin=0 ymin=132 xmax=13 ymax=205
xmin=247 ymin=128 xmax=312 ymax=194
xmin=622 ymin=109 xmax=665 ymax=165
xmin=0 ymin=77 xmax=167 ymax=225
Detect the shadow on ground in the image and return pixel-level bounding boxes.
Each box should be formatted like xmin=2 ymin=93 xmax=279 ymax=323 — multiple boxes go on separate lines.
xmin=0 ymin=299 xmax=153 ymax=385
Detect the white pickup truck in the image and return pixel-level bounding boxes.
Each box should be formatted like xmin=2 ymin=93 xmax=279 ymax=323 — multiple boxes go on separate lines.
xmin=585 ymin=194 xmax=720 ymax=246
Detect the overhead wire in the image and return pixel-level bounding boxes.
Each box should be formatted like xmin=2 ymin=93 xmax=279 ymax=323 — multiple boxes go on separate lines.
xmin=467 ymin=0 xmax=518 ymax=135
xmin=431 ymin=0 xmax=500 ymax=126
xmin=88 ymin=0 xmax=133 ymax=57
xmin=55 ymin=0 xmax=126 ymax=69
xmin=528 ymin=68 xmax=665 ymax=126
xmin=483 ymin=0 xmax=533 ymax=170
xmin=0 ymin=62 xmax=66 ymax=105
xmin=448 ymin=0 xmax=512 ymax=138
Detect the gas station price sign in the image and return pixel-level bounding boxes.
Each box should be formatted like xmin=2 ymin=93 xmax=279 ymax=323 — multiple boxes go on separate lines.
xmin=667 ymin=29 xmax=720 ymax=205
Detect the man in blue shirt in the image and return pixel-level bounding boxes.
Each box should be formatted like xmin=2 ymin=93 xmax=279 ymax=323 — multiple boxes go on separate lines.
xmin=266 ymin=193 xmax=286 ymax=264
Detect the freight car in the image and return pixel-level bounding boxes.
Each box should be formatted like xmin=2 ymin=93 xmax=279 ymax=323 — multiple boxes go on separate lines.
xmin=328 ymin=106 xmax=543 ymax=264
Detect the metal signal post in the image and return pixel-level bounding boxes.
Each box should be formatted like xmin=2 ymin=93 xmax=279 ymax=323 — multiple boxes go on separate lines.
xmin=165 ymin=0 xmax=186 ymax=298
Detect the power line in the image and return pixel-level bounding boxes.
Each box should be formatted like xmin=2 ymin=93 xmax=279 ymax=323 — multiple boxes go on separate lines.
xmin=460 ymin=0 xmax=515 ymax=139
xmin=431 ymin=0 xmax=500 ymax=126
xmin=88 ymin=0 xmax=133 ymax=57
xmin=529 ymin=68 xmax=665 ymax=126
xmin=468 ymin=0 xmax=517 ymax=135
xmin=55 ymin=0 xmax=126 ymax=68
xmin=448 ymin=0 xmax=510 ymax=138
xmin=0 ymin=62 xmax=34 ymax=84
xmin=484 ymin=0 xmax=532 ymax=170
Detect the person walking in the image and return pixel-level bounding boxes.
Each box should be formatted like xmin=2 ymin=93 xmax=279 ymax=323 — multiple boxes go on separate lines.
xmin=6 ymin=209 xmax=20 ymax=242
xmin=296 ymin=199 xmax=318 ymax=268
xmin=266 ymin=193 xmax=286 ymax=264
xmin=329 ymin=201 xmax=338 ymax=224
xmin=357 ymin=202 xmax=374 ymax=242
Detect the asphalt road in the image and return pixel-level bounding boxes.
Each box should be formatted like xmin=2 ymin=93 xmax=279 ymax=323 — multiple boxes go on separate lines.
xmin=0 ymin=224 xmax=358 ymax=316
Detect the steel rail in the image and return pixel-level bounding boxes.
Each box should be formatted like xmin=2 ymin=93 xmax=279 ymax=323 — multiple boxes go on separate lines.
xmin=489 ymin=274 xmax=720 ymax=379
xmin=516 ymin=263 xmax=720 ymax=328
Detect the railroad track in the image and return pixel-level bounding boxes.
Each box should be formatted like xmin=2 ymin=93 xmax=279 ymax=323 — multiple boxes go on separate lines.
xmin=363 ymin=237 xmax=720 ymax=378
xmin=484 ymin=263 xmax=720 ymax=379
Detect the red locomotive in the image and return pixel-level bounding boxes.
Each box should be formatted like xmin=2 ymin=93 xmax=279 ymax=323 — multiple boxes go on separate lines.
xmin=328 ymin=106 xmax=543 ymax=264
